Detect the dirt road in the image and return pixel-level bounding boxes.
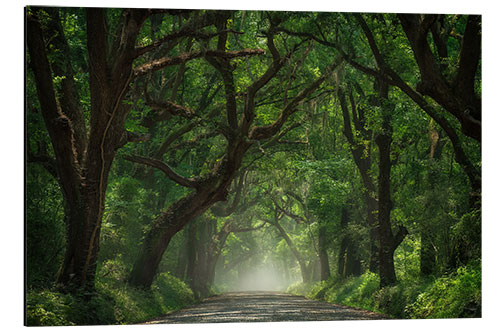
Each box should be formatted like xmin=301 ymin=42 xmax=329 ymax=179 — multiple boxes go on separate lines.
xmin=143 ymin=291 xmax=387 ymax=324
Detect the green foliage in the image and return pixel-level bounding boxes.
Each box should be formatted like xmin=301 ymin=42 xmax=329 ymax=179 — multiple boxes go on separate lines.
xmin=450 ymin=209 xmax=481 ymax=264
xmin=26 ymin=291 xmax=76 ymax=326
xmin=306 ymin=262 xmax=481 ymax=319
xmin=153 ymin=273 xmax=196 ymax=311
xmin=26 ymin=165 xmax=66 ymax=289
xmin=406 ymin=260 xmax=481 ymax=318
xmin=285 ymin=281 xmax=315 ymax=296
xmin=27 ymin=272 xmax=195 ymax=326
xmin=26 ymin=287 xmax=116 ymax=326
xmin=312 ymin=272 xmax=380 ymax=310
xmin=393 ymin=235 xmax=421 ymax=280
xmin=95 ymin=271 xmax=194 ymax=324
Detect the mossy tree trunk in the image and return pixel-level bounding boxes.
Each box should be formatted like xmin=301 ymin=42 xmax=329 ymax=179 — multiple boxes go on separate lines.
xmin=27 ymin=7 xmax=149 ymax=291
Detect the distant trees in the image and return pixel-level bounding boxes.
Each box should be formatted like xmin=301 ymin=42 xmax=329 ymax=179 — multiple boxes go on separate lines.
xmin=124 ymin=12 xmax=342 ymax=288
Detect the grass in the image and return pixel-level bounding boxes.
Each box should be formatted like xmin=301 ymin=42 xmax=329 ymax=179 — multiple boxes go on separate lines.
xmin=26 ymin=272 xmax=195 ymax=326
xmin=292 ymin=260 xmax=481 ymax=319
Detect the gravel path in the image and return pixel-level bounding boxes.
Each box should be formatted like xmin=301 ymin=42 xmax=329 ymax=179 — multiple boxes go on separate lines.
xmin=142 ymin=291 xmax=388 ymax=324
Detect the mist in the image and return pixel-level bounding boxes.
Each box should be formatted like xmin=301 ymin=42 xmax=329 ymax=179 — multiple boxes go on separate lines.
xmin=236 ymin=265 xmax=284 ymax=291
xmin=215 ymin=258 xmax=301 ymax=292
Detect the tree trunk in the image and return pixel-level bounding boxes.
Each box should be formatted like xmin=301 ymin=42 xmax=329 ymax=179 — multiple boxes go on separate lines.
xmin=128 ymin=154 xmax=246 ymax=289
xmin=337 ymin=205 xmax=362 ymax=278
xmin=185 ymin=220 xmax=198 ymax=289
xmin=338 ymin=87 xmax=379 ymax=273
xmin=27 ymin=8 xmax=149 ymax=291
xmin=375 ymin=81 xmax=408 ymax=288
xmin=420 ymin=125 xmax=442 ymax=276
xmin=318 ymin=223 xmax=330 ymax=281
xmin=272 ymin=218 xmax=310 ymax=283
xmin=174 ymin=229 xmax=189 ymax=280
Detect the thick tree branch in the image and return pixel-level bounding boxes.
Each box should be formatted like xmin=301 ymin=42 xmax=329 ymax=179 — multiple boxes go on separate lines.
xmin=455 ymin=15 xmax=481 ymax=100
xmin=42 ymin=7 xmax=87 ymax=162
xmin=134 ymin=11 xmax=236 ymax=57
xmin=398 ymin=14 xmax=481 ymax=142
xmin=242 ymin=30 xmax=289 ymax=133
xmin=124 ymin=154 xmax=199 ymax=188
xmin=147 ymin=100 xmax=196 ymax=119
xmin=27 ymin=11 xmax=82 ymax=202
xmin=392 ymin=225 xmax=409 ymax=252
xmin=116 ymin=131 xmax=151 ymax=149
xmin=354 ymin=14 xmax=387 ymax=71
xmin=27 ymin=149 xmax=58 ymax=180
xmin=110 ymin=9 xmax=150 ymax=84
xmin=430 ymin=15 xmax=449 ymax=60
xmin=133 ymin=49 xmax=265 ymax=78
xmin=330 ymin=18 xmax=480 ymax=195
xmin=338 ymin=87 xmax=355 ymax=145
xmin=211 ymin=171 xmax=246 ymax=217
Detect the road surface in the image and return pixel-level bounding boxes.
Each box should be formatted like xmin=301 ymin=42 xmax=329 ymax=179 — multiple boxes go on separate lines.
xmin=142 ymin=291 xmax=387 ymax=324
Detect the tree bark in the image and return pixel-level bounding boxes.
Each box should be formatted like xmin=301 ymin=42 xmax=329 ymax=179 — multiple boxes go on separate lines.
xmin=375 ymin=81 xmax=409 ymax=288
xmin=27 ymin=8 xmax=149 ymax=291
xmin=338 ymin=87 xmax=378 ymax=272
xmin=376 ymin=117 xmax=397 ymax=287
xmin=337 ymin=205 xmax=362 ymax=278
xmin=271 ymin=217 xmax=310 ymax=283
xmin=398 ymin=14 xmax=481 ymax=142
xmin=419 ymin=124 xmax=442 ymax=276
xmin=318 ymin=222 xmax=330 ymax=280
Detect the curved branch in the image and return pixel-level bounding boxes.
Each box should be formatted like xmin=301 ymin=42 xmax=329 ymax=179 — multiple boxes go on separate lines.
xmin=27 ymin=150 xmax=58 ymax=180
xmin=147 ymin=100 xmax=196 ymax=119
xmin=134 ymin=12 xmax=242 ymax=57
xmin=116 ymin=131 xmax=151 ymax=149
xmin=211 ymin=171 xmax=246 ymax=217
xmin=133 ymin=48 xmax=265 ymax=78
xmin=124 ymin=154 xmax=199 ymax=188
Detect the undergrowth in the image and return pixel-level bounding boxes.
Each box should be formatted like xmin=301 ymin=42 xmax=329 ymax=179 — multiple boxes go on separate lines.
xmin=297 ymin=260 xmax=481 ymax=319
xmin=26 ymin=272 xmax=195 ymax=326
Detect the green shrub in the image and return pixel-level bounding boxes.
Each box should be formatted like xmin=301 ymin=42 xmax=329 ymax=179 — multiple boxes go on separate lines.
xmin=26 ymin=288 xmax=117 ymax=326
xmin=304 ymin=262 xmax=481 ymax=319
xmin=286 ymin=281 xmax=314 ymax=296
xmin=406 ymin=261 xmax=481 ymax=318
xmin=319 ymin=272 xmax=380 ymax=312
xmin=95 ymin=272 xmax=195 ymax=324
xmin=373 ymin=285 xmax=406 ymax=317
xmin=26 ymin=290 xmax=75 ymax=326
xmin=308 ymin=280 xmax=333 ymax=300
xmin=27 ymin=271 xmax=196 ymax=326
xmin=152 ymin=272 xmax=196 ymax=312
